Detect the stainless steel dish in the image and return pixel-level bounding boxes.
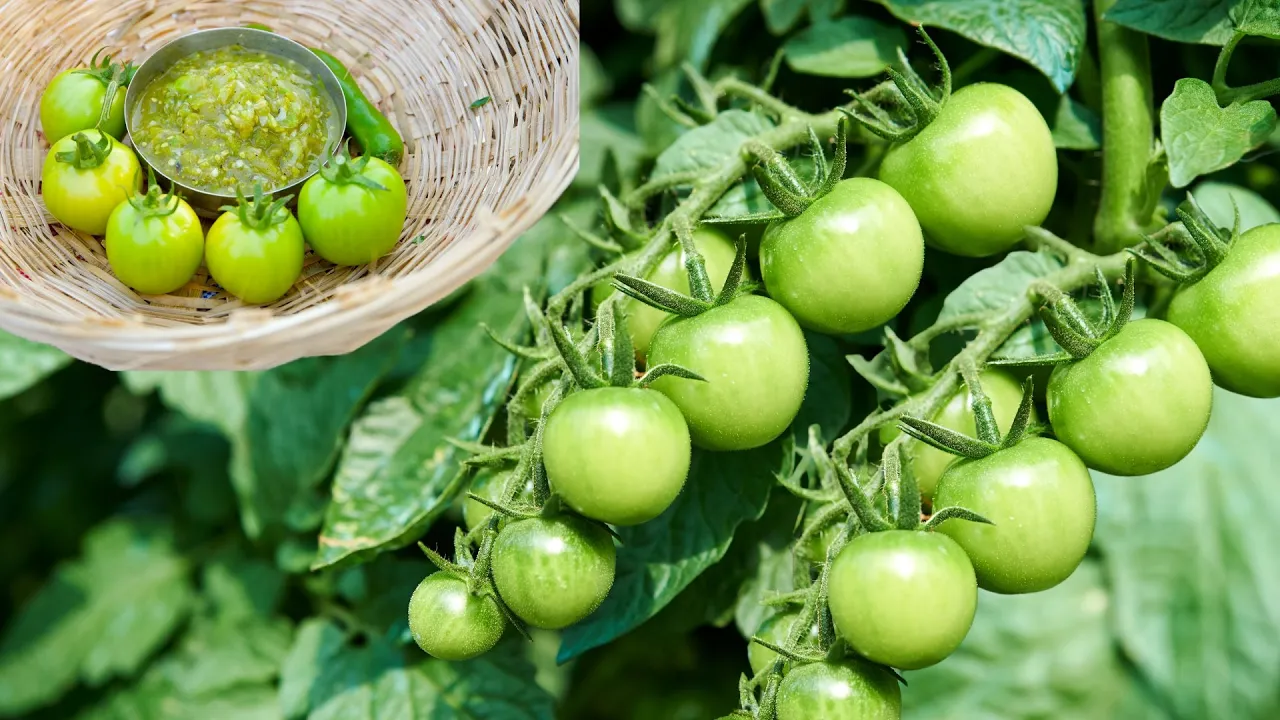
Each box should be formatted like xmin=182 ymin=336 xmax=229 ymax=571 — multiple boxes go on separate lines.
xmin=124 ymin=27 xmax=346 ymax=216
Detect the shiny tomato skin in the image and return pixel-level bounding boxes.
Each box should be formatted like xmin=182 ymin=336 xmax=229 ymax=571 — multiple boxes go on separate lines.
xmin=41 ymin=132 xmax=141 ymax=235
xmin=934 ymin=437 xmax=1095 ymax=594
xmin=104 ymin=196 xmax=204 ymax=295
xmin=1166 ymin=223 xmax=1280 ymax=398
xmin=647 ymin=295 xmax=809 ymax=451
xmin=828 ymin=530 xmax=976 ymax=670
xmin=760 ymin=177 xmax=923 ymax=334
xmin=776 ymin=659 xmax=902 ymax=720
xmin=1047 ymin=319 xmax=1212 ymax=476
xmin=592 ymin=226 xmax=742 ymax=360
xmin=879 ymin=83 xmax=1057 ymax=257
xmin=205 ymin=208 xmax=305 ymax=304
xmin=542 ymin=386 xmax=691 ymax=525
xmin=491 ymin=514 xmax=616 ymax=629
xmin=407 ymin=572 xmax=504 ymax=660
xmin=41 ymin=69 xmax=127 ymax=143
xmin=298 ymin=157 xmax=407 ymax=266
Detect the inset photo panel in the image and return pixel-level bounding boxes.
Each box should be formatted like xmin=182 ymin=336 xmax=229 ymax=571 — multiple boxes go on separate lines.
xmin=2 ymin=1 xmax=1280 ymax=719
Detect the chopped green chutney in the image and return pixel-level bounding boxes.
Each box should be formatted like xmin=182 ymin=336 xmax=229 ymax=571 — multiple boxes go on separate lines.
xmin=132 ymin=45 xmax=335 ymax=194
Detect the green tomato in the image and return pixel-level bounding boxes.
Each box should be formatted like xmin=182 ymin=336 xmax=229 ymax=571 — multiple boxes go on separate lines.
xmin=491 ymin=514 xmax=616 ymax=629
xmin=776 ymin=659 xmax=902 ymax=720
xmin=1048 ymin=319 xmax=1212 ymax=476
xmin=879 ymin=83 xmax=1057 ymax=257
xmin=933 ymin=437 xmax=1095 ymax=594
xmin=543 ymin=386 xmax=691 ymax=525
xmin=748 ymin=610 xmax=821 ymax=675
xmin=591 ymin=226 xmax=742 ymax=360
xmin=41 ymin=132 xmax=140 ymax=235
xmin=205 ymin=206 xmax=305 ymax=304
xmin=104 ymin=193 xmax=204 ymax=295
xmin=298 ymin=156 xmax=408 ymax=266
xmin=518 ymin=379 xmax=554 ymax=419
xmin=879 ymin=369 xmax=1031 ymax=500
xmin=1166 ymin=223 xmax=1280 ymax=398
xmin=407 ymin=572 xmax=504 ymax=660
xmin=647 ymin=295 xmax=809 ymax=451
xmin=828 ymin=530 xmax=976 ymax=669
xmin=462 ymin=470 xmax=535 ymax=531
xmin=760 ymin=178 xmax=923 ymax=334
xmin=41 ymin=69 xmax=126 ymax=143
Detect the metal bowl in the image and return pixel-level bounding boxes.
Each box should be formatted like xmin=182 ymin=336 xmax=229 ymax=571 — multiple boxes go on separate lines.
xmin=124 ymin=27 xmax=346 ymax=216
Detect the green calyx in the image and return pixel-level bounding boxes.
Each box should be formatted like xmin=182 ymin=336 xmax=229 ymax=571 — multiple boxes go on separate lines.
xmin=1130 ymin=194 xmax=1234 ymax=284
xmin=75 ymin=48 xmax=138 ymax=88
xmin=221 ymin=184 xmax=294 ymax=231
xmin=1037 ymin=257 xmax=1138 ymax=360
xmin=75 ymin=49 xmax=137 ymax=133
xmin=747 ymin=117 xmax=850 ymax=218
xmin=127 ymin=168 xmax=183 ymax=219
xmin=318 ymin=142 xmax=388 ymax=191
xmin=897 ymin=360 xmax=1038 ymax=462
xmin=548 ymin=301 xmax=705 ymax=390
xmin=841 ymin=26 xmax=951 ymax=144
xmin=55 ymin=131 xmax=113 ymax=170
xmin=612 ymin=227 xmax=749 ymax=316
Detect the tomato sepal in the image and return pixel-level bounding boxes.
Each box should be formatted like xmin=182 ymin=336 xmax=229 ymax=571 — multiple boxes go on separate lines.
xmin=841 ymin=26 xmax=951 ymax=143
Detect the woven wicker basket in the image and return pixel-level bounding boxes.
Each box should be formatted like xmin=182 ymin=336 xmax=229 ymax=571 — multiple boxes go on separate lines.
xmin=0 ymin=0 xmax=578 ymax=370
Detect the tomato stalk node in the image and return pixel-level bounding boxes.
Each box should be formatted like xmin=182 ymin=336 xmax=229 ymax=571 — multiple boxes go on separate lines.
xmin=840 ymin=27 xmax=950 ymax=143
xmin=747 ymin=118 xmax=850 ymax=218
xmin=1130 ymin=194 xmax=1235 ymax=283
xmin=317 ymin=142 xmax=389 ymax=191
xmin=55 ymin=131 xmax=113 ymax=170
xmin=124 ymin=167 xmax=184 ymax=219
xmin=220 ymin=184 xmax=294 ymax=231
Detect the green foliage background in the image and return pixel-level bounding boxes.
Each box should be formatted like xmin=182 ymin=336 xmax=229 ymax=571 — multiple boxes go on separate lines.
xmin=4 ymin=0 xmax=1280 ymax=718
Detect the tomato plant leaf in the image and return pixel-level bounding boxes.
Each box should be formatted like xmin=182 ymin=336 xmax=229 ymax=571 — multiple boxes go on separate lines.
xmin=1161 ymin=78 xmax=1277 ymax=188
xmin=579 ymin=105 xmax=647 ymax=191
xmin=125 ymin=329 xmax=409 ymax=540
xmin=1232 ymin=0 xmax=1280 ymax=39
xmin=1104 ymin=0 xmax=1236 ymax=45
xmin=651 ymin=109 xmax=775 ymax=183
xmin=938 ymin=250 xmax=1065 ymax=323
xmin=783 ymin=16 xmax=907 ymax=78
xmin=0 ymin=520 xmax=193 ymax=716
xmin=871 ymin=0 xmax=1087 ymax=92
xmin=279 ymin=618 xmax=347 ymax=720
xmin=0 ymin=332 xmax=70 ymax=401
xmin=312 ymin=213 xmax=592 ymax=571
xmin=1093 ymin=390 xmax=1280 ymax=720
xmin=77 ymin=671 xmax=281 ymax=720
xmin=654 ymin=0 xmax=755 ymax=70
xmin=733 ymin=526 xmax=799 ymax=637
xmin=295 ymin=636 xmax=554 ymax=720
xmin=761 ymin=0 xmax=809 ymax=34
xmin=1052 ymin=95 xmax=1102 ymax=150
xmin=903 ymin=561 xmax=1154 ymax=718
xmin=792 ymin=332 xmax=854 ymax=439
xmin=1192 ymin=181 xmax=1280 ymax=231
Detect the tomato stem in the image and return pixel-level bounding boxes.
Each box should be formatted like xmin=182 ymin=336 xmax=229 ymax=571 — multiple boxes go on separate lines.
xmin=1092 ymin=0 xmax=1162 ymax=254
xmin=55 ymin=131 xmax=112 ymax=170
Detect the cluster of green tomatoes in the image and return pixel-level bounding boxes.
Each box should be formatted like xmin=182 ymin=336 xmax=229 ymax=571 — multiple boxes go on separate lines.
xmin=406 ymin=34 xmax=1280 ymax=720
xmin=38 ymin=52 xmax=407 ymax=304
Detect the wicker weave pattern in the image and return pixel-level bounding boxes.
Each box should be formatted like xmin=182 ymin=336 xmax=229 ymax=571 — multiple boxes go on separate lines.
xmin=0 ymin=0 xmax=578 ymax=370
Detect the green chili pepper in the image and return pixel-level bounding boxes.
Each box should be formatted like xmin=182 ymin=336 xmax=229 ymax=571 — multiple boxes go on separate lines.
xmin=244 ymin=24 xmax=405 ymax=167
xmin=311 ymin=49 xmax=404 ymax=167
